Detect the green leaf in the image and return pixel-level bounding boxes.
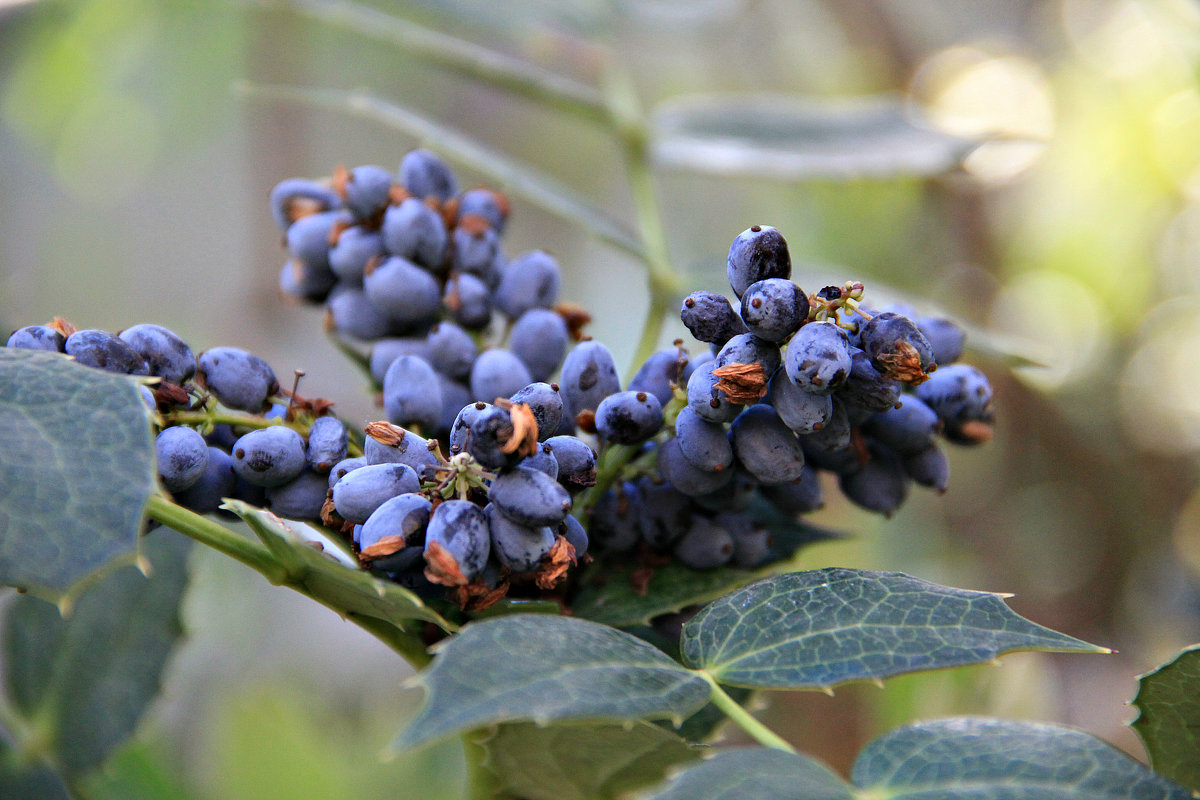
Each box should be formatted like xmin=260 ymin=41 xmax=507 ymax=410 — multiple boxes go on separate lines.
xmin=394 ymin=614 xmax=711 ymax=751
xmin=650 ymin=93 xmax=978 ymax=180
xmin=641 ymin=748 xmax=852 ymax=800
xmin=680 ymin=568 xmax=1107 ymax=690
xmin=0 ymin=349 xmax=157 ymax=600
xmin=236 ymin=83 xmax=644 ymax=259
xmin=1132 ymin=643 xmax=1200 ymax=791
xmin=1 ymin=529 xmax=191 ymax=779
xmin=0 ymin=730 xmax=71 ymax=800
xmin=79 ymin=739 xmax=196 ymax=800
xmin=223 ymin=500 xmax=454 ymax=632
xmin=571 ymin=561 xmax=761 ymax=628
xmin=481 ymin=721 xmax=700 ymax=800
xmin=853 ymin=717 xmax=1195 ymax=799
xmin=660 ymin=685 xmax=753 ymax=744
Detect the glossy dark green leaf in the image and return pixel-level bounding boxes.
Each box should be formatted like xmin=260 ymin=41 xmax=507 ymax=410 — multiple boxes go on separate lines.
xmin=394 ymin=614 xmax=711 ymax=751
xmin=1 ymin=530 xmax=191 ymax=779
xmin=571 ymin=561 xmax=759 ymax=627
xmin=854 ymin=717 xmax=1194 ymax=799
xmin=224 ymin=500 xmax=454 ymax=631
xmin=482 ymin=721 xmax=699 ymax=800
xmin=0 ymin=349 xmax=157 ymax=600
xmin=650 ymin=94 xmax=978 ymax=180
xmin=1132 ymin=644 xmax=1200 ymax=791
xmin=680 ymin=568 xmax=1107 ymax=690
xmin=641 ymin=747 xmax=851 ymax=800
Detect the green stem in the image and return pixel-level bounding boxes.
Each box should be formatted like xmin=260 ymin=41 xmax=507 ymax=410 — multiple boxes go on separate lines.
xmin=699 ymin=672 xmax=796 ymax=753
xmin=144 ymin=495 xmax=284 ymax=582
xmin=275 ymin=0 xmax=609 ymax=125
xmin=603 ymin=66 xmax=684 ymax=376
xmin=461 ymin=731 xmax=510 ymax=800
xmin=344 ymin=615 xmax=432 ymax=668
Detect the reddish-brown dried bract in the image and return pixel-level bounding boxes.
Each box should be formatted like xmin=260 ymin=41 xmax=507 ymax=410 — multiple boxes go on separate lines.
xmin=358 ymin=535 xmax=407 ymax=561
xmin=876 ymin=341 xmax=933 ymax=386
xmin=495 ymin=399 xmax=539 ymax=457
xmin=554 ymin=302 xmax=593 ymax=341
xmin=534 ymin=536 xmax=576 ymax=591
xmin=712 ymin=362 xmax=768 ymax=404
xmin=423 ymin=541 xmax=470 ymax=587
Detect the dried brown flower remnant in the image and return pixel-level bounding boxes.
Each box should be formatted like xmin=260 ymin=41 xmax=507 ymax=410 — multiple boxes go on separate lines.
xmin=494 ymin=399 xmax=539 ymax=458
xmin=447 ymin=577 xmax=510 ymax=612
xmin=554 ymin=302 xmax=592 ymax=341
xmin=712 ymin=362 xmax=768 ymax=404
xmin=423 ymin=541 xmax=469 ymax=587
xmin=534 ymin=536 xmax=576 ymax=590
xmin=359 ymin=535 xmax=407 ymax=561
xmin=876 ymin=341 xmax=933 ymax=386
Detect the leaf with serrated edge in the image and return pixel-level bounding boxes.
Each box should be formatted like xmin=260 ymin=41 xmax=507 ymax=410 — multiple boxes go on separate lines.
xmin=1132 ymin=644 xmax=1200 ymax=791
xmin=223 ymin=500 xmax=454 ymax=631
xmin=482 ymin=721 xmax=699 ymax=800
xmin=0 ymin=349 xmax=157 ymax=600
xmin=650 ymin=93 xmax=979 ymax=181
xmin=854 ymin=717 xmax=1194 ymax=799
xmin=1 ymin=530 xmax=191 ymax=779
xmin=641 ymin=748 xmax=851 ymax=800
xmin=394 ymin=614 xmax=710 ymax=751
xmin=680 ymin=568 xmax=1107 ymax=690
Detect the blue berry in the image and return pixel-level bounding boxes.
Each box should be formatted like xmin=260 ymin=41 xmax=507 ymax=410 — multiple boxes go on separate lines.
xmin=730 ymin=404 xmax=806 ymax=486
xmin=560 ymin=513 xmax=588 ymax=558
xmin=327 ymin=456 xmax=367 ymax=489
xmin=174 ymin=446 xmax=237 ymax=514
xmin=656 ymin=436 xmax=734 ymax=497
xmin=767 ymin=368 xmax=832 ymax=435
xmin=306 ymin=416 xmax=349 ymax=473
xmin=381 ymin=198 xmax=447 ymax=272
xmin=442 ymin=272 xmax=493 ymax=330
xmin=509 ymin=308 xmax=568 ymax=382
xmin=903 ymin=444 xmax=950 ymax=492
xmin=360 ymin=493 xmax=432 ymax=552
xmin=456 ymin=188 xmax=508 ymax=233
xmin=494 ymin=250 xmax=561 ymax=320
xmin=760 ymin=465 xmax=824 ymax=514
xmin=488 ymin=465 xmax=572 ymax=527
xmin=426 ymin=322 xmax=477 ymax=380
xmin=673 ymin=516 xmax=734 ymax=569
xmin=838 ymin=440 xmax=909 ymax=517
xmin=269 ymin=178 xmax=342 ymax=231
xmin=424 ymin=499 xmax=491 ymax=582
xmin=434 ymin=375 xmax=474 ymax=438
xmin=329 ymin=226 xmax=384 ymax=286
xmin=544 ymin=435 xmax=596 ymax=491
xmin=858 ymin=311 xmax=937 ymax=384
xmin=285 ymin=209 xmax=343 ymax=274
xmin=459 ymin=403 xmax=521 ymax=471
xmin=784 ymin=321 xmax=851 ymax=395
xmin=364 ymin=426 xmax=440 ymax=473
xmin=451 ymin=224 xmax=502 ymax=278
xmin=486 ymin=504 xmax=555 ymax=572
xmin=369 ymin=337 xmax=433 ymax=384
xmin=400 ymin=149 xmax=457 ymax=203
xmin=914 ymin=364 xmax=993 ymax=444
xmin=836 ymin=348 xmax=901 ymax=413
xmin=340 ymin=164 xmax=393 ymax=222
xmin=509 ymin=382 xmax=564 ymax=442
xmin=156 ymin=426 xmax=209 ymax=492
xmin=727 ymin=225 xmax=791 ymax=298
xmin=628 ymin=348 xmax=688 ymax=408
xmin=198 ymin=347 xmax=279 ymax=413
xmin=470 ymin=349 xmax=533 ymax=404
xmin=798 ymin=398 xmax=858 ymax=474
xmin=587 ymin=481 xmax=644 ymax=552
xmin=363 ymin=256 xmax=442 ymax=327
xmin=231 ymin=426 xmax=307 ymax=488
xmin=595 ymin=390 xmax=663 ymax=445
xmin=383 ymin=355 xmax=444 ymax=431
xmin=863 ymin=396 xmax=940 ymax=456
xmin=279 ymin=258 xmax=337 ymax=303
xmin=680 ymin=291 xmax=748 ymax=346
xmin=7 ymin=325 xmax=65 ymax=352
xmin=674 ymin=405 xmax=733 ymax=473
xmin=916 ymin=315 xmax=965 ymax=365
xmin=740 ymin=279 xmax=808 ymax=343
xmin=714 ymin=513 xmax=772 ymax=568
xmin=267 ymin=468 xmax=330 ymax=520
xmin=686 ymin=359 xmax=741 ymax=424
xmin=65 ymin=329 xmax=148 ymax=375
xmin=332 ymin=463 xmax=421 ymax=524
xmin=325 ymin=287 xmax=393 ymax=341
xmin=637 ymin=477 xmax=693 ymax=549
xmin=118 ymin=323 xmax=196 ymax=385
xmin=519 ymin=442 xmax=558 ymax=480
xmin=716 ymin=333 xmax=781 ymax=380
xmin=560 ymin=340 xmax=621 ymax=414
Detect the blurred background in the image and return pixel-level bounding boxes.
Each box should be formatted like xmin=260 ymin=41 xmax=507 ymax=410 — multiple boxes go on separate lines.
xmin=4 ymin=0 xmax=1200 ymax=796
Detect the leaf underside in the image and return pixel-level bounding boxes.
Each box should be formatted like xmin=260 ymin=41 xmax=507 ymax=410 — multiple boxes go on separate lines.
xmin=0 ymin=349 xmax=157 ymax=599
xmin=1131 ymin=643 xmax=1200 ymax=792
xmin=680 ymin=568 xmax=1107 ymax=690
xmin=393 ymin=614 xmax=711 ymax=751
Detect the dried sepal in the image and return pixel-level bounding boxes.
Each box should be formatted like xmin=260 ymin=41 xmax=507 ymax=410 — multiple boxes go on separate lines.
xmin=495 ymin=399 xmax=539 ymax=457
xmin=358 ymin=535 xmax=408 ymax=562
xmin=875 ymin=341 xmax=933 ymax=385
xmin=423 ymin=541 xmax=470 ymax=587
xmin=712 ymin=362 xmax=768 ymax=404
xmin=534 ymin=536 xmax=575 ymax=591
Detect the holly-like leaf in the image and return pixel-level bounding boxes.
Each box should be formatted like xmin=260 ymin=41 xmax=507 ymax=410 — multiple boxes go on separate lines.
xmin=0 ymin=349 xmax=157 ymax=600
xmin=1131 ymin=644 xmax=1200 ymax=791
xmin=223 ymin=500 xmax=454 ymax=631
xmin=650 ymin=93 xmax=978 ymax=180
xmin=571 ymin=561 xmax=760 ymax=628
xmin=645 ymin=718 xmax=1193 ymax=800
xmin=641 ymin=747 xmax=851 ymax=800
xmin=482 ymin=721 xmax=700 ymax=800
xmin=1 ymin=530 xmax=191 ymax=780
xmin=680 ymin=568 xmax=1107 ymax=690
xmin=853 ymin=717 xmax=1195 ymax=799
xmin=394 ymin=614 xmax=711 ymax=751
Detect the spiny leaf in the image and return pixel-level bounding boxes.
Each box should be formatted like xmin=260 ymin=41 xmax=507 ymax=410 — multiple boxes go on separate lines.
xmin=0 ymin=349 xmax=157 ymax=600
xmin=394 ymin=614 xmax=711 ymax=751
xmin=222 ymin=500 xmax=454 ymax=631
xmin=1131 ymin=643 xmax=1200 ymax=792
xmin=679 ymin=568 xmax=1107 ymax=690
xmin=481 ymin=721 xmax=700 ymax=800
xmin=640 ymin=748 xmax=851 ymax=800
xmin=853 ymin=717 xmax=1195 ymax=799
xmin=236 ymin=83 xmax=644 ymax=258
xmin=650 ymin=93 xmax=979 ymax=180
xmin=1 ymin=530 xmax=191 ymax=780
